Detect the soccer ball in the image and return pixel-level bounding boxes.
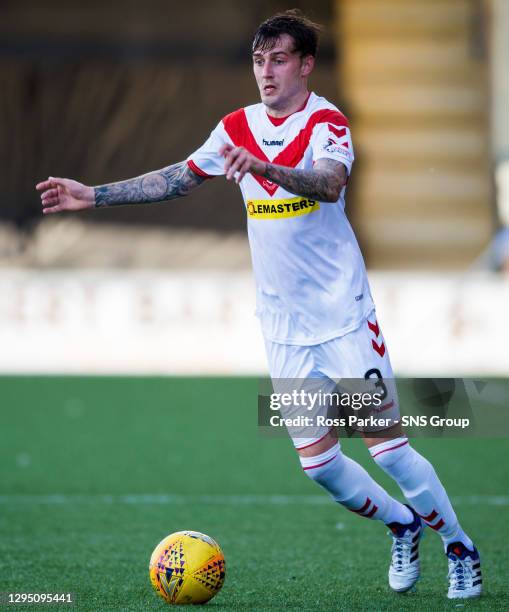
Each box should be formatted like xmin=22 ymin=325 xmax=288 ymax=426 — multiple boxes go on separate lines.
xmin=149 ymin=530 xmax=226 ymax=605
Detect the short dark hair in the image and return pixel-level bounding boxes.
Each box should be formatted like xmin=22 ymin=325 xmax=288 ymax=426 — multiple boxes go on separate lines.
xmin=252 ymin=9 xmax=323 ymax=58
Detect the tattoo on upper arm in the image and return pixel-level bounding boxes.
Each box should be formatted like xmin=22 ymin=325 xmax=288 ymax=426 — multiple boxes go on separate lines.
xmin=94 ymin=162 xmax=206 ymax=208
xmin=262 ymin=158 xmax=347 ymax=202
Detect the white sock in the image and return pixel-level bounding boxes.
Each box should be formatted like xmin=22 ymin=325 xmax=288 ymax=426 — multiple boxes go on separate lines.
xmin=370 ymin=437 xmax=474 ymax=550
xmin=300 ymin=443 xmax=413 ymax=525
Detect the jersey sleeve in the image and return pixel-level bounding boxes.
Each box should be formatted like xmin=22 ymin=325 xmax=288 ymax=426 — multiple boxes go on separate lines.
xmin=310 ymin=121 xmax=355 ymax=175
xmin=186 ymin=121 xmax=230 ymax=178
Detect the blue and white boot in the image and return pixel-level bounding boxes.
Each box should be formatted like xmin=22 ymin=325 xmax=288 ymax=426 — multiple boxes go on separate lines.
xmin=387 ymin=506 xmax=424 ymax=593
xmin=446 ymin=542 xmax=482 ymax=599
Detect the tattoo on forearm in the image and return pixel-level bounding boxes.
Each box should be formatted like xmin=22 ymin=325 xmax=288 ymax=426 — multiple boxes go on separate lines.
xmin=262 ymin=159 xmax=346 ymax=202
xmin=94 ymin=162 xmax=205 ymax=207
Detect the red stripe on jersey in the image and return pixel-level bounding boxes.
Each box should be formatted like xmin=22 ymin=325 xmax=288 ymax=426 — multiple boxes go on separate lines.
xmin=274 ymin=109 xmax=348 ymax=169
xmin=327 ymin=124 xmax=349 ymax=149
xmin=187 ymin=159 xmax=214 ymax=179
xmin=222 ymin=107 xmax=349 ymax=195
xmin=223 ymin=109 xmax=267 ymax=160
xmin=328 ymin=124 xmax=346 ymax=139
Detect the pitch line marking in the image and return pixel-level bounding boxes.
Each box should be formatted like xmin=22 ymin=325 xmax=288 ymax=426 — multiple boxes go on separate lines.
xmin=0 ymin=494 xmax=507 ymax=506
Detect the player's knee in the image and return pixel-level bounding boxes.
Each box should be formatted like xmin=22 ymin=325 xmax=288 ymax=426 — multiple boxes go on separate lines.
xmin=299 ymin=443 xmax=343 ymax=485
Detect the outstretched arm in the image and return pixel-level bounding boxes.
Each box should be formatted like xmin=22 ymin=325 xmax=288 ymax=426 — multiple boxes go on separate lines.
xmin=36 ymin=161 xmax=206 ymax=214
xmin=219 ymin=144 xmax=347 ymax=203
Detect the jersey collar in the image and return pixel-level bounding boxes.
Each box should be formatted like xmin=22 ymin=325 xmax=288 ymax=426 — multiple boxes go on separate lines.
xmin=265 ymin=92 xmax=312 ymax=127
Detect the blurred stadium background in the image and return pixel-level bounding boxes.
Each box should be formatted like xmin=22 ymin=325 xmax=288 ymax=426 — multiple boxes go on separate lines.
xmin=1 ymin=2 xmax=509 ymax=609
xmin=1 ymin=0 xmax=509 ymax=376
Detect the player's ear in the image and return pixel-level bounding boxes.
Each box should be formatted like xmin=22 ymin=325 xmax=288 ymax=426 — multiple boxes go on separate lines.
xmin=300 ymin=54 xmax=314 ymax=77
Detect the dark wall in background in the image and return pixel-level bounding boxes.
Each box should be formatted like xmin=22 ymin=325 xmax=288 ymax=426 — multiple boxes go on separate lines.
xmin=1 ymin=0 xmax=341 ymax=231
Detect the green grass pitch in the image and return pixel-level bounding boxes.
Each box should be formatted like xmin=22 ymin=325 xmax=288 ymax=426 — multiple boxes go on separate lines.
xmin=0 ymin=376 xmax=507 ymax=610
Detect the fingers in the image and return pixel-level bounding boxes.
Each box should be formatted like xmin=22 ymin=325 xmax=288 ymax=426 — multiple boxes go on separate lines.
xmin=218 ymin=143 xmax=233 ymax=157
xmin=39 ymin=186 xmax=60 ymax=211
xmin=40 ymin=188 xmax=58 ymax=201
xmin=37 ymin=176 xmax=65 ymax=209
xmin=235 ymin=159 xmax=252 ymax=184
xmin=41 ymin=195 xmax=59 ymax=207
xmin=36 ymin=177 xmax=67 ymax=191
xmin=220 ymin=146 xmax=262 ymax=182
xmin=36 ymin=180 xmax=53 ymax=191
xmin=224 ymin=147 xmax=249 ymax=181
xmin=42 ymin=204 xmax=64 ymax=215
xmin=48 ymin=176 xmax=66 ymax=186
xmin=221 ymin=145 xmax=245 ymax=180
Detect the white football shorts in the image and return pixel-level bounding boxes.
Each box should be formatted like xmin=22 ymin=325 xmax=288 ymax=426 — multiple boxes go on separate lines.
xmin=264 ymin=310 xmax=400 ymax=449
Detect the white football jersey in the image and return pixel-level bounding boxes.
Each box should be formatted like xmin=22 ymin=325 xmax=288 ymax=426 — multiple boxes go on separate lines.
xmin=187 ymin=92 xmax=374 ymax=345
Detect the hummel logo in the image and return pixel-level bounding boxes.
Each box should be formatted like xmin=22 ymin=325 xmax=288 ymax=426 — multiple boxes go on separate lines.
xmin=262 ymin=138 xmax=284 ymax=146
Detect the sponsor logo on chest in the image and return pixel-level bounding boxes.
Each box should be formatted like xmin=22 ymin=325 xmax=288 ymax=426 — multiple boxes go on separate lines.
xmin=246 ymin=197 xmax=320 ymax=220
xmin=262 ymin=138 xmax=284 ymax=146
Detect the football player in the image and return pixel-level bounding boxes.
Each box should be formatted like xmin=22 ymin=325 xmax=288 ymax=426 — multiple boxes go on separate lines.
xmin=36 ymin=10 xmax=481 ymax=599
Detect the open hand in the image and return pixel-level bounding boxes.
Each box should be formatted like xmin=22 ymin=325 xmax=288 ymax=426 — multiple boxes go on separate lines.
xmin=36 ymin=177 xmax=95 ymax=214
